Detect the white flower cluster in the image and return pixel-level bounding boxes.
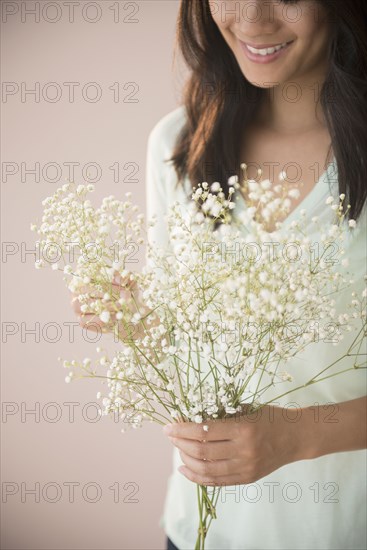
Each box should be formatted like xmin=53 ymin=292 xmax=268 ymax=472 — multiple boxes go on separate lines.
xmin=34 ymin=177 xmax=366 ymax=431
xmin=31 ymin=183 xmax=145 ymax=324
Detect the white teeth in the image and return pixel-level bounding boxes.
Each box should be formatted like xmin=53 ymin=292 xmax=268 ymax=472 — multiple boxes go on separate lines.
xmin=246 ymin=42 xmax=287 ymax=56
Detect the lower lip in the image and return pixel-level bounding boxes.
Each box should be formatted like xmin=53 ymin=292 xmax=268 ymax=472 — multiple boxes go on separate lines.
xmin=239 ymin=40 xmax=294 ymax=64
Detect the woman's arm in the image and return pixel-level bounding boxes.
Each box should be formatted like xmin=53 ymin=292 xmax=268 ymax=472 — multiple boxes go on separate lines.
xmin=163 ymin=396 xmax=367 ymax=487
xmin=300 ymin=396 xmax=367 ymax=459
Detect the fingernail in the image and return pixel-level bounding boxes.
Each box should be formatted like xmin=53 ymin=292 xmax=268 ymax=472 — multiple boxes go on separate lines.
xmin=163 ymin=424 xmax=173 ymax=435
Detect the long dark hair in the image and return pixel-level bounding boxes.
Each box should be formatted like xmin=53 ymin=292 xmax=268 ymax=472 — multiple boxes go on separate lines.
xmin=169 ymin=0 xmax=367 ymax=221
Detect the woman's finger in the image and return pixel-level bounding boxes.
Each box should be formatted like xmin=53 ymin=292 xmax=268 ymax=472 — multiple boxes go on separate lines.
xmin=178 ymin=465 xmax=241 ymax=487
xmin=178 ymin=450 xmax=235 ymax=478
xmin=163 ymin=419 xmax=235 ymax=442
xmin=168 ymin=436 xmax=234 ymax=461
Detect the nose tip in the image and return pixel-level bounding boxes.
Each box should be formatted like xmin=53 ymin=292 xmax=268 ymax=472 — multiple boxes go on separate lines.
xmin=233 ymin=0 xmax=279 ymax=32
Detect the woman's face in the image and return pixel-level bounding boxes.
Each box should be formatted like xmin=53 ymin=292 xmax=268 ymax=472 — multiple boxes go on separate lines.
xmin=209 ymin=0 xmax=332 ymax=88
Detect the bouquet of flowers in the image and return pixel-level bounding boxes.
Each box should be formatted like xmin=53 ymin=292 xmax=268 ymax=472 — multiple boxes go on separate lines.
xmin=32 ymin=166 xmax=366 ymax=549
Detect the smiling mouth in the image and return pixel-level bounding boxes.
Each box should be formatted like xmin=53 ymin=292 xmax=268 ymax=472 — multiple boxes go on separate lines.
xmin=237 ymin=38 xmax=295 ymax=63
xmin=246 ymin=42 xmax=292 ymax=56
xmin=239 ymin=39 xmax=294 ymax=56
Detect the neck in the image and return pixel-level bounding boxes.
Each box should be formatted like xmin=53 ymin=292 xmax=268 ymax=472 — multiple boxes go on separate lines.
xmin=257 ymin=69 xmax=329 ymax=134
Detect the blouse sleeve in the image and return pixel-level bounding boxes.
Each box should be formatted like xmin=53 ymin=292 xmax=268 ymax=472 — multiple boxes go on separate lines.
xmin=144 ymin=106 xmax=187 ymax=263
xmin=145 ymin=127 xmax=173 ymax=259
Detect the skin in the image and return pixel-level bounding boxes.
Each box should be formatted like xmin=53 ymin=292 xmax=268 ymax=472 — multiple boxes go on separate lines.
xmin=71 ymin=274 xmax=139 ymax=338
xmin=164 ymin=398 xmax=367 ymax=486
xmin=210 ymin=0 xmax=332 ymax=95
xmin=71 ymin=274 xmax=163 ymax=341
xmin=211 ymin=0 xmax=334 ymax=230
xmin=72 ymin=0 xmax=367 ymax=487
xmin=162 ymin=0 xmax=367 ymax=486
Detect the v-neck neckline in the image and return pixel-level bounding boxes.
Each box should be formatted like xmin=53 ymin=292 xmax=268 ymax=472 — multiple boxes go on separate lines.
xmin=234 ymin=158 xmax=337 ymax=229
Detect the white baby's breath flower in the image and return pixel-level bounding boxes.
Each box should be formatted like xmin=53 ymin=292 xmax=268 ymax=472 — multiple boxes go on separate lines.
xmin=32 ymin=174 xmax=366 ymax=478
xmin=99 ymin=225 xmax=110 ymax=235
xmin=210 ymin=182 xmax=221 ymax=192
xmin=194 ymin=212 xmax=205 ymax=223
xmin=248 ymin=180 xmax=259 ymax=192
xmin=100 ymin=311 xmax=111 ymax=323
xmin=210 ymin=203 xmax=222 ymax=217
xmin=348 ymin=219 xmax=356 ymax=228
xmin=280 ymin=197 xmax=291 ymax=211
xmin=288 ymin=188 xmax=301 ymax=199
xmin=260 ymin=179 xmax=272 ymax=190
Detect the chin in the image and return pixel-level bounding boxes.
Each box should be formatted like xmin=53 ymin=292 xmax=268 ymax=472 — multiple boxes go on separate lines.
xmin=248 ymin=79 xmax=280 ymax=89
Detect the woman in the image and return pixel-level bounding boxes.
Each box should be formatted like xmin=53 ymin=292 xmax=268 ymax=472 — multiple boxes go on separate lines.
xmin=73 ymin=1 xmax=367 ymax=548
xmin=145 ymin=1 xmax=367 ymax=549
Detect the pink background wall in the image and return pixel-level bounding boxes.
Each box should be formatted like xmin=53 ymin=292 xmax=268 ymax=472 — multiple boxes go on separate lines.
xmin=1 ymin=2 xmax=186 ymax=548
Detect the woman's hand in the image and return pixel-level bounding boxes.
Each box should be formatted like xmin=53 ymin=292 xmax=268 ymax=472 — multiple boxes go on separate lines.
xmin=71 ymin=272 xmax=141 ymax=339
xmin=163 ymin=404 xmax=308 ymax=487
xmin=71 ymin=271 xmax=163 ymax=342
xmin=163 ymin=396 xmax=367 ymax=486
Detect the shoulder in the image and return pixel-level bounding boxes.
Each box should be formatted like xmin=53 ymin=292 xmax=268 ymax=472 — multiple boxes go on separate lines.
xmin=147 ymin=104 xmax=187 ymax=159
xmin=145 ymin=105 xmax=190 ymax=207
